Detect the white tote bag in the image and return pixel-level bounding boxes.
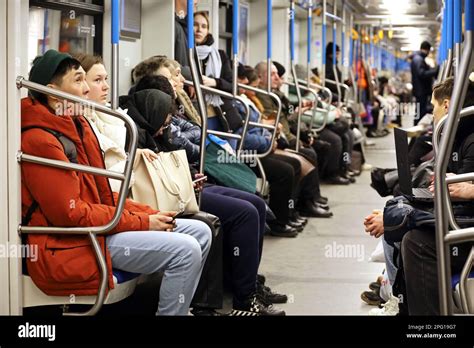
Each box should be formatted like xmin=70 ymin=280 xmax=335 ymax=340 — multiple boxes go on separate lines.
xmin=131 ymin=150 xmax=199 ymax=214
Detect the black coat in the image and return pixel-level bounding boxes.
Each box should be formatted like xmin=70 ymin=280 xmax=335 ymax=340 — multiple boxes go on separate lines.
xmin=449 ymin=117 xmax=474 ymax=174
xmin=410 ymin=51 xmax=438 ymax=98
xmin=325 ymin=60 xmax=343 ymax=101
xmin=174 ymin=15 xmax=192 ymax=81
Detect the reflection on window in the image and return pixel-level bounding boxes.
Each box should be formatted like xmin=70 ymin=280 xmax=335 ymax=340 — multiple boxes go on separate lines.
xmin=28 ymin=7 xmax=95 ymax=69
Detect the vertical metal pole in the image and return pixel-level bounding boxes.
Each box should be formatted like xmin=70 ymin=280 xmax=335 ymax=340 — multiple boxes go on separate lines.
xmin=341 ymin=2 xmax=346 ymax=77
xmin=290 ymin=0 xmax=302 ymax=152
xmin=187 ymin=0 xmax=208 ymax=179
xmin=267 ymin=0 xmax=272 ymax=93
xmin=322 ymin=0 xmax=327 ymax=86
xmin=307 ymin=0 xmax=313 ymax=84
xmin=332 ymin=0 xmax=341 ymax=105
xmin=445 ymin=0 xmax=454 ymax=78
xmin=369 ymin=26 xmax=374 ymax=67
xmin=454 ymin=0 xmax=462 ymax=76
xmin=111 ymin=0 xmax=119 ymax=110
xmin=435 ymin=0 xmax=474 ymax=315
xmin=441 ymin=4 xmax=449 ymax=79
xmin=232 ymin=0 xmax=239 ymax=97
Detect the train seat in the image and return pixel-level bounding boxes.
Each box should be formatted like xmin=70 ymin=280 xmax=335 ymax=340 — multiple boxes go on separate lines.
xmin=22 ymin=270 xmax=142 ymax=308
xmin=452 ymin=271 xmax=474 ymax=313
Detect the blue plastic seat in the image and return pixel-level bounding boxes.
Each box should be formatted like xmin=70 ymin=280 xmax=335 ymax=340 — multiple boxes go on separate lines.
xmin=451 ymin=271 xmax=474 ymax=289
xmin=113 ymin=269 xmax=140 ymax=284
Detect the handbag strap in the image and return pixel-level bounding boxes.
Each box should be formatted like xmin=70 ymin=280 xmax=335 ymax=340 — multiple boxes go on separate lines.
xmin=154 ymin=152 xmax=193 ymax=209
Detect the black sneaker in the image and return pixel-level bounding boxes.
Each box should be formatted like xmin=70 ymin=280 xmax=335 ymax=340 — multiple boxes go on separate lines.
xmin=230 ymin=294 xmax=286 ymax=316
xmin=257 ymin=282 xmax=288 ymax=304
xmin=191 ymin=307 xmax=224 ymax=316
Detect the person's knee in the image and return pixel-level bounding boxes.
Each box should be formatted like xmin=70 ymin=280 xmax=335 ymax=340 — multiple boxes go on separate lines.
xmin=179 ymin=236 xmax=203 ymax=270
xmin=276 ymin=162 xmax=296 ymax=184
xmin=189 ymin=220 xmax=213 ymax=252
xmin=253 ymin=196 xmax=267 ymax=217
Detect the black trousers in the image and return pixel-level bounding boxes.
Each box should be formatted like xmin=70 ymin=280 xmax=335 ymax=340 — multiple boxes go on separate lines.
xmin=317 ymin=128 xmax=343 ymax=178
xmin=414 ymin=95 xmax=429 ymax=125
xmin=259 ymin=154 xmax=299 ymax=225
xmin=400 ymin=228 xmax=472 ymax=315
xmin=200 ymin=185 xmax=266 ymax=306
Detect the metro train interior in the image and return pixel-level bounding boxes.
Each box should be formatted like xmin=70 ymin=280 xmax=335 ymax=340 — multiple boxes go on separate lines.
xmin=0 ymin=0 xmax=474 ymax=344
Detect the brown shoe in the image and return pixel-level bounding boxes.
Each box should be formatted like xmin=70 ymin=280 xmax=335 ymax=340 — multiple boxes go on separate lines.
xmin=361 ymin=290 xmax=385 ymax=306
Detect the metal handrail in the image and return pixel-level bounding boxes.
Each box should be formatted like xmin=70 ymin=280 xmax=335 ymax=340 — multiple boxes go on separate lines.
xmin=17 ymin=77 xmax=138 ymax=316
xmin=183 ymin=80 xmax=251 ymax=156
xmin=325 ymin=79 xmax=351 ymax=105
xmin=237 ymin=83 xmax=282 ymax=159
xmin=284 ymin=81 xmax=329 ymax=132
xmin=459 ymin=247 xmax=474 ymax=313
xmin=433 ymin=107 xmax=474 ymax=231
xmin=434 ymin=12 xmax=474 ymax=315
xmin=295 ymin=78 xmax=334 ymax=109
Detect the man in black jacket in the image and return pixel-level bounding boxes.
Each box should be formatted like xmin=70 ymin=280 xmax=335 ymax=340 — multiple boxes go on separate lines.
xmin=410 ymin=41 xmax=439 ymax=125
xmin=397 ymin=79 xmax=474 ymax=315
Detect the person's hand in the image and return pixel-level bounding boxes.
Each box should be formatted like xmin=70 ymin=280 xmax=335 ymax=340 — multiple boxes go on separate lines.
xmin=202 ymin=76 xmax=217 ymax=87
xmin=429 ymin=173 xmax=454 ymax=195
xmin=302 ymin=100 xmax=314 ymax=108
xmin=149 ymin=212 xmax=177 ymax=232
xmin=193 ymin=173 xmax=207 ymax=192
xmin=296 ymin=105 xmax=312 ymax=114
xmin=364 ymin=212 xmax=384 ymax=238
xmin=272 ymin=139 xmax=278 ymax=152
xmin=448 ymin=182 xmax=474 ymax=200
xmin=139 ymin=148 xmax=159 ymax=163
xmin=188 ymin=86 xmax=196 ymax=99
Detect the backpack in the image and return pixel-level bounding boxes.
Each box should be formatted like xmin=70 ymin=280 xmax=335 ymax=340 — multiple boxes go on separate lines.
xmin=21 ymin=127 xmax=78 ymax=226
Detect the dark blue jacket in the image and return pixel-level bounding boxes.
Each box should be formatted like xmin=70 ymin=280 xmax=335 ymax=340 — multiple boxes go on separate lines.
xmin=236 ymin=101 xmax=272 ymax=153
xmin=410 ymin=51 xmax=438 ymax=97
xmin=168 ymin=116 xmax=201 ymax=163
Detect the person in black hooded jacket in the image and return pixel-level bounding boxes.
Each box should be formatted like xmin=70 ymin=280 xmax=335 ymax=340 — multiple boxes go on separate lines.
xmin=120 ymin=89 xmax=174 ymax=152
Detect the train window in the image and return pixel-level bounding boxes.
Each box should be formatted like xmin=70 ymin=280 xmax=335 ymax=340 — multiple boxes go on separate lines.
xmin=28 ymin=0 xmax=104 ymax=67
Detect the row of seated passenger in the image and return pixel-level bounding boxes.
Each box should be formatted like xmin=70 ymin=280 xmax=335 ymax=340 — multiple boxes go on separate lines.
xmin=362 ymin=76 xmax=474 ymax=315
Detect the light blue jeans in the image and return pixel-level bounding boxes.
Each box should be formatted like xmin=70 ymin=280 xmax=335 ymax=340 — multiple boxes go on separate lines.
xmin=106 ymin=219 xmax=212 ymax=315
xmin=382 ymin=238 xmax=400 ymax=286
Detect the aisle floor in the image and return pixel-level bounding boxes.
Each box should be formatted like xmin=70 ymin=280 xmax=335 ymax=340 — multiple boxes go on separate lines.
xmin=258 ymin=133 xmax=397 ymax=315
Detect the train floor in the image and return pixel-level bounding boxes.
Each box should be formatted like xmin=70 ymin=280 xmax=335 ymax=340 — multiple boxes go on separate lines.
xmin=256 ymin=132 xmax=396 ymax=315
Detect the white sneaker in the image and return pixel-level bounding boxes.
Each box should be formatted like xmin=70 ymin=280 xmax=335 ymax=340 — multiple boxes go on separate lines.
xmin=362 ymin=163 xmax=373 ymax=171
xmin=368 ymin=295 xmax=399 ymax=315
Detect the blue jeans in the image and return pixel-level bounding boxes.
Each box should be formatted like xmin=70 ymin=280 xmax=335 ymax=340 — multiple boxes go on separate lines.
xmin=106 ymin=219 xmax=212 ymax=315
xmin=382 ymin=238 xmax=399 ymax=286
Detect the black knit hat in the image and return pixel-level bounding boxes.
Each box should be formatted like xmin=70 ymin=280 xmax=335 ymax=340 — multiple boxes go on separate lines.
xmin=29 ymin=49 xmax=72 ymax=100
xmin=273 ymin=61 xmax=286 ymax=78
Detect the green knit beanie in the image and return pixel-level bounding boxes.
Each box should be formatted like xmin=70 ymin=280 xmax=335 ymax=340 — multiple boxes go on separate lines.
xmin=29 ymin=49 xmax=72 ymax=100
